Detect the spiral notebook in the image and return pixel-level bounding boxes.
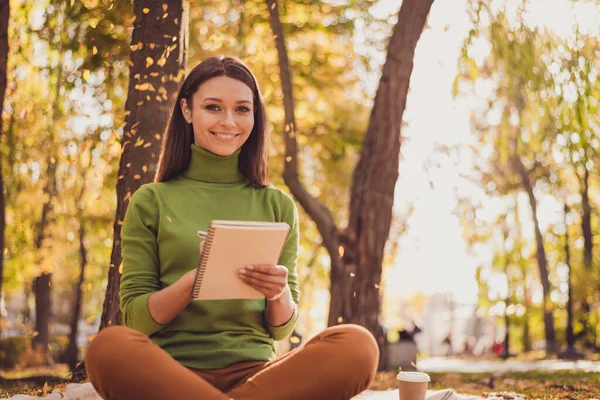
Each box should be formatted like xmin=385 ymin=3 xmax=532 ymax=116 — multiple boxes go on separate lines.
xmin=191 ymin=220 xmax=291 ymax=300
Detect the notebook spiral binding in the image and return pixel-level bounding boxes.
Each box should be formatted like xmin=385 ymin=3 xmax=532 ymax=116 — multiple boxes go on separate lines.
xmin=191 ymin=227 xmax=215 ymax=298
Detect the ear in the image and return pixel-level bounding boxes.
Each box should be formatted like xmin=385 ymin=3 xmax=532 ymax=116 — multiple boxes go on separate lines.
xmin=180 ymin=99 xmax=192 ymax=123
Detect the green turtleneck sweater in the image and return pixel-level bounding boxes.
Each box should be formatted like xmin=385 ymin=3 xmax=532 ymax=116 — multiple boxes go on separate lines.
xmin=119 ymin=144 xmax=300 ymax=370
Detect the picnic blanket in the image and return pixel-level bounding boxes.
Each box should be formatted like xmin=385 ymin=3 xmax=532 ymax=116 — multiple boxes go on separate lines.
xmin=7 ymin=382 xmax=525 ymax=400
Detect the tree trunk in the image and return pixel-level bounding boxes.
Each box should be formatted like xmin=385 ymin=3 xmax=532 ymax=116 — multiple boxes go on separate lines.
xmin=33 ymin=273 xmax=51 ymax=354
xmin=522 ymin=306 xmax=531 ymax=352
xmin=99 ymin=0 xmax=187 ymax=330
xmin=578 ymin=166 xmax=595 ymax=348
xmin=265 ymin=0 xmax=344 ymax=323
xmin=0 ymin=0 xmax=8 ymax=300
xmin=33 ymin=74 xmax=62 ymax=356
xmin=267 ymin=0 xmax=435 ymax=339
xmin=563 ymin=202 xmax=575 ymax=354
xmin=337 ymin=0 xmax=434 ymax=335
xmin=33 ymin=11 xmax=66 ymax=355
xmin=33 ymin=159 xmax=57 ymax=356
xmin=514 ymin=156 xmax=556 ymax=354
xmin=265 ymin=0 xmax=341 ymax=258
xmin=65 ymin=181 xmax=88 ymax=373
xmin=522 ymin=271 xmax=531 ymax=352
xmin=502 ymin=233 xmax=510 ymax=358
xmin=514 ymin=194 xmax=531 ymax=352
xmin=581 ymin=167 xmax=592 ymax=270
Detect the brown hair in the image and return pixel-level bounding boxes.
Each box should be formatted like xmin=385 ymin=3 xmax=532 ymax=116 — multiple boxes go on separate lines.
xmin=154 ymin=56 xmax=269 ymax=187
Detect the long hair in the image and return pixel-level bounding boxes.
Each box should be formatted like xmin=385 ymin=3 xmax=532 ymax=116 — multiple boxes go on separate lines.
xmin=154 ymin=56 xmax=269 ymax=187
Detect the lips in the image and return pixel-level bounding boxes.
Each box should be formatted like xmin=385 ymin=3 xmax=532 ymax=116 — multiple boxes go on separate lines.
xmin=210 ymin=131 xmax=240 ymax=141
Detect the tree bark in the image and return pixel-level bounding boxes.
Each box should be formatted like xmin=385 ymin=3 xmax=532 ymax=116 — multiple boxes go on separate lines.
xmin=266 ymin=0 xmax=435 ymax=338
xmin=514 ymin=156 xmax=556 ymax=354
xmin=99 ymin=0 xmax=187 ymax=330
xmin=0 ymin=0 xmax=10 ymax=306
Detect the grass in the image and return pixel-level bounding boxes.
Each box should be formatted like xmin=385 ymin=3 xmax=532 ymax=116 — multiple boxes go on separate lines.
xmin=1 ymin=368 xmax=600 ymax=399
xmin=370 ymin=370 xmax=600 ymax=399
xmin=0 ymin=365 xmax=71 ymax=398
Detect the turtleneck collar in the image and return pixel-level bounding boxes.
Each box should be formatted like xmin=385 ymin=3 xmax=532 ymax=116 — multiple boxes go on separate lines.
xmin=183 ymin=144 xmax=245 ymax=183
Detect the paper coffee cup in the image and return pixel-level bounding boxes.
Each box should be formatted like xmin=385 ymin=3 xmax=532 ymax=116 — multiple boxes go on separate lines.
xmin=396 ymin=371 xmax=430 ymax=400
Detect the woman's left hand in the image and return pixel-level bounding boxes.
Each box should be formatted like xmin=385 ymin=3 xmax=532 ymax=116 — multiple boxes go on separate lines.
xmin=238 ymin=264 xmax=288 ymax=301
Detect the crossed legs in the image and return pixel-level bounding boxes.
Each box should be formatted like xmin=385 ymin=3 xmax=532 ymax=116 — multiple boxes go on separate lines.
xmin=86 ymin=324 xmax=379 ymax=400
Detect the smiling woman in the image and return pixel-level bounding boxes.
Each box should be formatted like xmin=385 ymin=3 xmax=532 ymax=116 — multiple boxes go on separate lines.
xmin=153 ymin=57 xmax=270 ymax=187
xmin=84 ymin=56 xmax=379 ymax=400
xmin=180 ymin=76 xmax=255 ymax=156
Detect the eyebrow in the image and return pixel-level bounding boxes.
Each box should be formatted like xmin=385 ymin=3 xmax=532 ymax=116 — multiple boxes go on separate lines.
xmin=203 ymin=97 xmax=252 ymax=104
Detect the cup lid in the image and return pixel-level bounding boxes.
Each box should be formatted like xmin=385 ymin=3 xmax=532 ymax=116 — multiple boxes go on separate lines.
xmin=396 ymin=371 xmax=431 ymax=383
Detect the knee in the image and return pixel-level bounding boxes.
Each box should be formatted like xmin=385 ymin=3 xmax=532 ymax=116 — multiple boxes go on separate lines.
xmin=86 ymin=326 xmax=142 ymax=374
xmin=331 ymin=324 xmax=380 ymax=376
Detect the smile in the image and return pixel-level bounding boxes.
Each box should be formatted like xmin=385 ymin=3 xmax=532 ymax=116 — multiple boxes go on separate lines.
xmin=210 ymin=131 xmax=240 ymax=141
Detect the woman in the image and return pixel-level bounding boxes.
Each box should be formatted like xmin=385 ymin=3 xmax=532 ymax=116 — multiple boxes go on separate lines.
xmin=86 ymin=56 xmax=379 ymax=400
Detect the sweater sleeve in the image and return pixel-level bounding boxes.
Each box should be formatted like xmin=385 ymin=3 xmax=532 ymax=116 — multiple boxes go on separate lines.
xmin=119 ymin=186 xmax=167 ymax=336
xmin=266 ymin=190 xmax=300 ymax=341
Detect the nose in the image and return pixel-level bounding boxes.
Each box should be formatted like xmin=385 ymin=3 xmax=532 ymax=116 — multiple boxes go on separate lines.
xmin=220 ymin=111 xmax=236 ymax=127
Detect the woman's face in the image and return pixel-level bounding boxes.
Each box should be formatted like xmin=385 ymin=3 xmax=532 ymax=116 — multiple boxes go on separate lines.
xmin=181 ymin=76 xmax=255 ymax=156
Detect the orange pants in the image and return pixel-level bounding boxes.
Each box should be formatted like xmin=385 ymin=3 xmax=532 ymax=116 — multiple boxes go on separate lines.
xmin=86 ymin=324 xmax=379 ymax=400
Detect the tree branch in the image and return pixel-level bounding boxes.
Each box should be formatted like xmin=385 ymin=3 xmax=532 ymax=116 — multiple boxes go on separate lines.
xmin=266 ymin=0 xmax=340 ymax=253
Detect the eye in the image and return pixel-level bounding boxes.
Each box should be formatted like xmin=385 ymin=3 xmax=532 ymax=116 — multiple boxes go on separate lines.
xmin=206 ymin=104 xmax=221 ymax=111
xmin=237 ymin=106 xmax=251 ymax=113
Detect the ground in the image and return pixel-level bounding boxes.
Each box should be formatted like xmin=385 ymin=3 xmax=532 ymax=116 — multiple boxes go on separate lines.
xmin=1 ymin=366 xmax=600 ymax=399
xmin=371 ymin=370 xmax=600 ymax=399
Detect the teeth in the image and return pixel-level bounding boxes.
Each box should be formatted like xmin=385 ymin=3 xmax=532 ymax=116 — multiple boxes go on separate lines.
xmin=212 ymin=132 xmax=238 ymax=140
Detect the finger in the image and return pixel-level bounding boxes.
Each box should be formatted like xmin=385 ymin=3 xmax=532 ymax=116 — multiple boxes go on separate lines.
xmin=240 ymin=274 xmax=284 ymax=288
xmin=239 ymin=273 xmax=282 ymax=290
xmin=246 ymin=285 xmax=281 ymax=301
xmin=240 ymin=279 xmax=277 ymax=297
xmin=244 ymin=264 xmax=288 ymax=276
xmin=239 ymin=270 xmax=286 ymax=285
xmin=239 ymin=274 xmax=287 ymax=288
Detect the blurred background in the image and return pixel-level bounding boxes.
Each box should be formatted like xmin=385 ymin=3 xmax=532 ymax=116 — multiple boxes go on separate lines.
xmin=0 ymin=0 xmax=599 ymax=381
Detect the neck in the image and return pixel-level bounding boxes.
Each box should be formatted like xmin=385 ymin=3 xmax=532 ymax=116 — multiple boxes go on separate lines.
xmin=183 ymin=144 xmax=245 ymax=183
